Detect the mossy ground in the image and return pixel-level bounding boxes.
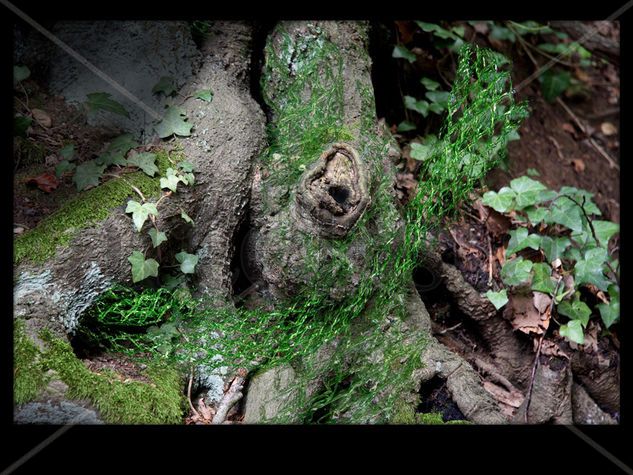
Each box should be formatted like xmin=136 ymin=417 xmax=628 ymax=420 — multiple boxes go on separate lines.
xmin=13 ymin=322 xmax=185 ymax=424
xmin=14 ymin=148 xmax=185 ymax=266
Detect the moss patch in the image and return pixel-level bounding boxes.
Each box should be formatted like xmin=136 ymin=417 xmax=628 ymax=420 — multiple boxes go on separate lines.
xmin=14 ymin=321 xmax=49 ymax=405
xmin=416 ymin=412 xmax=471 ymax=425
xmin=15 ymin=327 xmax=186 ymax=424
xmin=14 ymin=148 xmax=184 ymax=266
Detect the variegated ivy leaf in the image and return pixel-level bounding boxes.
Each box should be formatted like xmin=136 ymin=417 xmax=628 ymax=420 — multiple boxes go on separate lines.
xmin=148 ymin=228 xmax=168 ymax=248
xmin=125 ymin=200 xmax=159 ymax=232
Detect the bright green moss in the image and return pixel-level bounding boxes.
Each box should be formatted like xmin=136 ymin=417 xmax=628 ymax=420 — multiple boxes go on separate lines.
xmin=13 ymin=321 xmax=48 ymax=405
xmin=416 ymin=412 xmax=471 ymax=425
xmin=14 ymin=149 xmax=184 ymax=266
xmin=39 ymin=330 xmax=185 ymax=424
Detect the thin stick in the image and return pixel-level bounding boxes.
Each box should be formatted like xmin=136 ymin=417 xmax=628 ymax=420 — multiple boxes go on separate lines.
xmin=487 ymin=234 xmax=494 ymax=286
xmin=211 ymin=368 xmax=248 ymax=425
xmin=187 ymin=368 xmax=200 ymax=418
xmin=524 ymin=278 xmax=562 ymax=423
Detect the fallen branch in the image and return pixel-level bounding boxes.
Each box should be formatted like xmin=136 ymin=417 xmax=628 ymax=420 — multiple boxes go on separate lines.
xmin=211 ymin=368 xmax=248 ymax=425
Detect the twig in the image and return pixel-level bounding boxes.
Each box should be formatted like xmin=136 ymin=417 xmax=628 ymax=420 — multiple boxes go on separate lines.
xmin=187 ymin=368 xmax=200 ymax=418
xmin=435 ymin=322 xmax=463 ymax=335
xmin=211 ymin=368 xmax=248 ymax=425
xmin=524 ymin=277 xmax=562 ymax=423
xmin=556 ymin=97 xmax=619 ymax=170
xmin=487 ymin=234 xmax=494 ymax=286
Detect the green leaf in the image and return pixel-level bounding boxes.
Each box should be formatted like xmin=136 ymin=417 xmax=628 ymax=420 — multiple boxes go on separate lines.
xmin=128 ymin=251 xmax=159 ymax=283
xmin=524 ymin=206 xmax=550 ymax=225
xmin=73 ymin=160 xmax=106 ymax=191
xmin=180 ymin=172 xmax=195 ymax=186
xmin=125 ymin=200 xmax=159 ymax=232
xmin=486 ymin=289 xmax=509 ymax=310
xmin=557 ymin=299 xmax=591 ymax=328
xmin=160 ymin=168 xmax=182 ymax=192
xmin=175 ymin=251 xmax=198 ymax=274
xmin=59 ymin=144 xmax=75 ymax=160
xmin=55 ymin=160 xmax=76 ymax=178
xmin=404 ymin=96 xmax=429 ymax=117
xmin=415 ymin=21 xmax=460 ymax=40
xmin=428 ymin=102 xmax=445 ymax=114
xmin=539 ymin=69 xmax=571 ymax=102
xmin=540 ymin=236 xmax=571 ymax=262
xmin=421 ymin=77 xmax=440 ymax=90
xmin=527 ymin=168 xmax=540 ymax=177
xmin=178 ymin=161 xmax=195 ymax=173
xmin=425 ymin=91 xmax=451 ymax=109
xmin=397 ymin=121 xmax=416 ymax=132
xmin=489 ymin=23 xmax=516 ymax=42
xmin=559 ymin=319 xmax=584 ymax=344
xmin=501 ymin=257 xmax=533 ymax=286
xmin=152 ymin=76 xmax=176 ymax=96
xmin=96 ymin=134 xmax=138 ymax=167
xmin=591 ymin=221 xmax=619 ymax=247
xmin=155 ymin=106 xmax=192 ymax=138
xmin=148 ymin=228 xmax=168 ymax=248
xmin=558 ymin=187 xmax=601 ymax=216
xmin=574 ymin=247 xmax=610 ymax=291
xmin=531 ymin=262 xmax=556 ymax=294
xmin=482 ymin=186 xmax=516 ymax=213
xmin=410 ymin=143 xmax=434 ymax=161
xmin=550 ymin=196 xmax=584 ymax=233
xmin=392 ymin=45 xmax=416 ymax=63
xmin=14 ymin=65 xmax=31 ymax=86
xmin=85 ymin=92 xmax=129 ymax=117
xmin=506 ymin=228 xmax=541 ymax=256
xmin=597 ymin=286 xmax=619 ymax=328
xmin=194 ymin=89 xmax=214 ymax=102
xmin=509 ymin=176 xmax=550 ymax=209
xmin=14 ymin=115 xmax=32 ymax=137
xmin=127 ymin=152 xmax=159 ymax=177
xmin=181 ymin=210 xmax=194 ymax=225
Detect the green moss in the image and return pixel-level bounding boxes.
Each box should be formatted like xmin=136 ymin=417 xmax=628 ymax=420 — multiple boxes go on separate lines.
xmin=13 ymin=321 xmax=48 ymax=404
xmin=18 ymin=330 xmax=186 ymax=424
xmin=14 ymin=149 xmax=184 ymax=266
xmin=416 ymin=412 xmax=471 ymax=425
xmin=391 ymin=399 xmax=418 ymax=424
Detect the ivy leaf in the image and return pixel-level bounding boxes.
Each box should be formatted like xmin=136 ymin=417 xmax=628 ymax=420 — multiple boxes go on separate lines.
xmin=155 ymin=106 xmax=192 ymax=138
xmin=509 ymin=176 xmax=552 ymax=209
xmin=425 ymin=91 xmax=451 ymax=109
xmin=55 ymin=160 xmax=76 ymax=178
xmin=527 ymin=168 xmax=540 ymax=177
xmin=194 ymin=89 xmax=213 ymax=102
xmin=128 ymin=251 xmax=159 ymax=283
xmin=540 ymin=236 xmax=571 ymax=262
xmin=178 ymin=161 xmax=195 ymax=173
xmin=404 ymin=96 xmax=429 ymax=117
xmin=550 ymin=196 xmax=584 ymax=233
xmin=574 ymin=247 xmax=610 ymax=291
xmin=175 ymin=251 xmax=198 ymax=274
xmin=597 ymin=286 xmax=619 ymax=328
xmin=505 ymin=228 xmax=541 ymax=256
xmin=397 ymin=121 xmax=416 ymax=132
xmin=14 ymin=65 xmax=31 ymax=86
xmin=558 ymin=186 xmax=601 ymax=216
xmin=148 ymin=228 xmax=168 ymax=248
xmin=96 ymin=134 xmax=138 ymax=167
xmin=59 ymin=144 xmax=75 ymax=160
xmin=559 ymin=319 xmax=584 ymax=344
xmin=539 ymin=69 xmax=571 ymax=103
xmin=557 ymin=299 xmax=591 ymax=328
xmin=73 ymin=160 xmax=106 ymax=191
xmin=524 ymin=206 xmax=550 ymax=225
xmin=410 ymin=143 xmax=434 ymax=161
xmin=501 ymin=256 xmax=533 ymax=286
xmin=392 ymin=45 xmax=416 ymax=63
xmin=125 ymin=200 xmax=159 ymax=232
xmin=415 ymin=21 xmax=460 ymax=40
xmin=531 ymin=262 xmax=556 ymax=294
xmin=160 ymin=168 xmax=182 ymax=192
xmin=421 ymin=77 xmax=440 ymax=90
xmin=127 ymin=152 xmax=159 ymax=177
xmin=152 ymin=76 xmax=176 ymax=96
xmin=486 ymin=289 xmax=509 ymax=310
xmin=181 ymin=210 xmax=194 ymax=225
xmin=180 ymin=172 xmax=195 ymax=186
xmin=85 ymin=92 xmax=129 ymax=118
xmin=482 ymin=186 xmax=516 ymax=213
xmin=591 ymin=221 xmax=619 ymax=247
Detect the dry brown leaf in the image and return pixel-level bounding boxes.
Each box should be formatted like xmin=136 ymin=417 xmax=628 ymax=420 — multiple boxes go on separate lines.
xmin=532 ymin=291 xmax=552 ymax=314
xmin=601 ymin=122 xmax=617 ymax=136
xmin=538 ymin=339 xmax=570 ymax=359
xmin=582 ymin=322 xmax=600 ymax=354
xmin=571 ymin=159 xmax=585 ymax=173
xmin=562 ymin=123 xmax=576 ymax=135
xmin=509 ymin=294 xmax=549 ymax=335
xmin=574 ymin=67 xmax=592 ymax=84
xmin=31 ymin=108 xmax=52 ymax=128
xmin=495 ymin=245 xmax=506 ymax=267
xmin=483 ymin=381 xmax=524 ymax=408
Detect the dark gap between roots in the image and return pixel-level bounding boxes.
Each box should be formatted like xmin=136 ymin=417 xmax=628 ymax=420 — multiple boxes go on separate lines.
xmin=417 ymin=375 xmax=465 ymax=422
xmin=231 ymin=210 xmax=255 ymax=302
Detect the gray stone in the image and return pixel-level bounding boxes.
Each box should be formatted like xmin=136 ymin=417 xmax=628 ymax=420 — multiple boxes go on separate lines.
xmin=243 ymin=365 xmax=298 ymax=424
xmin=15 ymin=400 xmax=104 ymax=425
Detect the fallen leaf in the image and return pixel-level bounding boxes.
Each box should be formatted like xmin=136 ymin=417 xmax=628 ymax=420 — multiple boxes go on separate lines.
xmin=26 ymin=172 xmax=58 ymax=193
xmin=538 ymin=339 xmax=570 ymax=359
xmin=600 ymin=122 xmax=617 ymax=136
xmin=395 ymin=21 xmax=416 ymax=44
xmin=31 ymin=108 xmax=52 ymax=128
xmin=508 ymin=293 xmax=549 ymax=335
xmin=571 ymin=158 xmax=585 ymax=173
xmin=483 ymin=381 xmax=524 ymax=408
xmin=495 ymin=245 xmax=506 ymax=267
xmin=574 ymin=67 xmax=592 ymax=84
xmin=561 ymin=123 xmax=576 ymax=135
xmin=13 ymin=227 xmax=24 ymax=234
xmin=582 ymin=322 xmax=600 ymax=354
xmin=552 ymin=258 xmax=562 ymax=269
xmin=533 ymin=291 xmax=552 ymax=314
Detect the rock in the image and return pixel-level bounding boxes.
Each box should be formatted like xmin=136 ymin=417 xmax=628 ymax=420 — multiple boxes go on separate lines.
xmin=47 ymin=21 xmax=199 ymax=139
xmin=15 ymin=400 xmax=104 ymax=424
xmin=243 ymin=365 xmax=298 ymax=423
xmin=572 ymin=383 xmax=617 ymax=424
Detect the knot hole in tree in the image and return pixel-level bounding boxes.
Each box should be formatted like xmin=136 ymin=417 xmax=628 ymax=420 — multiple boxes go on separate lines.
xmin=294 ymin=143 xmax=371 ymax=238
